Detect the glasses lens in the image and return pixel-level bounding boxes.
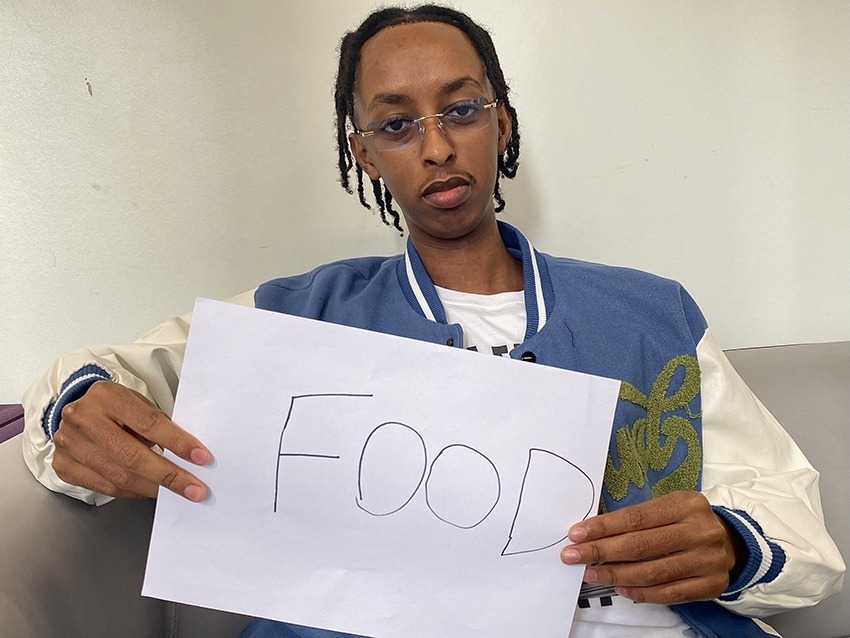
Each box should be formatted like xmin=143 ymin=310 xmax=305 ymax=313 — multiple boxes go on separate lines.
xmin=366 ymin=98 xmax=495 ymax=151
xmin=441 ymin=98 xmax=492 ymax=132
xmin=369 ymin=116 xmax=418 ymax=150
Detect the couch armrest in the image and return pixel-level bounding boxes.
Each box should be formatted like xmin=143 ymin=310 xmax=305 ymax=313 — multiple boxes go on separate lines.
xmin=0 ymin=435 xmax=250 ymax=638
xmin=0 ymin=435 xmax=168 ymax=636
xmin=726 ymin=342 xmax=849 ymax=638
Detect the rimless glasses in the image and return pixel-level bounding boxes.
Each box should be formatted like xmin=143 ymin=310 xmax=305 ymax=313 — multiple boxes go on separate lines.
xmin=354 ymin=97 xmax=498 ymax=151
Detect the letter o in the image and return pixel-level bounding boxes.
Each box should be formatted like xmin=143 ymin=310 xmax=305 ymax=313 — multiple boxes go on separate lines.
xmin=425 ymin=444 xmax=501 ymax=529
xmin=356 ymin=422 xmax=427 ymax=516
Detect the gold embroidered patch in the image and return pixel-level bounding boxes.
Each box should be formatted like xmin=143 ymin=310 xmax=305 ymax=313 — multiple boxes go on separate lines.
xmin=603 ymin=355 xmax=701 ymax=505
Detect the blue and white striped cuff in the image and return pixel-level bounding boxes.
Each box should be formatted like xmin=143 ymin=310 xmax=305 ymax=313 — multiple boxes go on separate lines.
xmin=712 ymin=506 xmax=786 ymax=601
xmin=41 ymin=364 xmax=112 ymax=439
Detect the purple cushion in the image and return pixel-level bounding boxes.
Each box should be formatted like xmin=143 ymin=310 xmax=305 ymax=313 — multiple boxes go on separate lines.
xmin=0 ymin=404 xmax=24 ymax=444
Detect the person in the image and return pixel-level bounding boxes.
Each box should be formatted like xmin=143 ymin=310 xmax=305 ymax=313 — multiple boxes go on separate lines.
xmin=21 ymin=5 xmax=843 ymax=638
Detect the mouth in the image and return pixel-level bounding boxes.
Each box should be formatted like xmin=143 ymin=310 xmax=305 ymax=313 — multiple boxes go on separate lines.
xmin=421 ymin=176 xmax=472 ymax=209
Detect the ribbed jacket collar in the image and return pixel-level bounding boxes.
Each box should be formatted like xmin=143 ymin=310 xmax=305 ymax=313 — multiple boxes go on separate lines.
xmin=398 ymin=221 xmax=555 ymax=341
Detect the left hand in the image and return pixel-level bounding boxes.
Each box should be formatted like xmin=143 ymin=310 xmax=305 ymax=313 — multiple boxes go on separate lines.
xmin=560 ymin=491 xmax=740 ymax=604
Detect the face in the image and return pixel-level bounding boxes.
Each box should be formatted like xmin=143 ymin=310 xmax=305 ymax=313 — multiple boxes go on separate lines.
xmin=349 ymin=22 xmax=512 ymax=245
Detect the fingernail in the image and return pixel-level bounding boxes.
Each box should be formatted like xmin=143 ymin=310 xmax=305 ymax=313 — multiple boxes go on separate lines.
xmin=615 ymin=587 xmax=631 ymax=599
xmin=569 ymin=525 xmax=588 ymax=542
xmin=584 ymin=568 xmax=598 ymax=582
xmin=190 ymin=447 xmax=211 ymax=465
xmin=184 ymin=484 xmax=205 ymax=502
xmin=561 ymin=548 xmax=581 ymax=564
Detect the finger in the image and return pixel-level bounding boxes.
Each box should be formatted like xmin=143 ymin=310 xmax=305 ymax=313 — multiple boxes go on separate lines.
xmin=562 ymin=519 xmax=726 ymax=565
xmin=80 ymin=381 xmax=211 ymax=465
xmin=614 ymin=572 xmax=730 ymax=605
xmin=583 ymin=550 xmax=729 ymax=589
xmin=54 ymin=423 xmax=169 ymax=499
xmin=97 ymin=428 xmax=208 ymax=501
xmin=57 ymin=407 xmax=208 ymax=501
xmin=568 ymin=491 xmax=708 ymax=542
xmin=53 ymin=438 xmax=155 ymax=499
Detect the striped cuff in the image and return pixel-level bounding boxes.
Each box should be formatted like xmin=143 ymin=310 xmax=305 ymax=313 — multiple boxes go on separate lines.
xmin=41 ymin=364 xmax=112 ymax=439
xmin=712 ymin=505 xmax=787 ymax=601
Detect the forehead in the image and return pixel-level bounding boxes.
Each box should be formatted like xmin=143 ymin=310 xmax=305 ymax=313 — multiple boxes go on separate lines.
xmin=355 ymin=21 xmax=488 ymax=106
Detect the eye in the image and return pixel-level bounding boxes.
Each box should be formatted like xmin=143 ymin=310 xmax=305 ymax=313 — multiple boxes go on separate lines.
xmin=443 ymin=97 xmax=487 ymax=127
xmin=442 ymin=98 xmax=488 ymax=125
xmin=373 ymin=115 xmax=416 ymax=136
xmin=448 ymin=103 xmax=476 ymax=118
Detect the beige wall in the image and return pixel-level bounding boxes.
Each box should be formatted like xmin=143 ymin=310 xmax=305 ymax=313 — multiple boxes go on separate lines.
xmin=1 ymin=1 xmax=848 ymax=402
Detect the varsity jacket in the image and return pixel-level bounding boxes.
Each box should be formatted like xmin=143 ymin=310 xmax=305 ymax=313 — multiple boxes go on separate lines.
xmin=22 ymin=222 xmax=844 ymax=637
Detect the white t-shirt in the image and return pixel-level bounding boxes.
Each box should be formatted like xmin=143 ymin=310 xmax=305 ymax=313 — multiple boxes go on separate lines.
xmin=434 ymin=285 xmax=525 ymax=355
xmin=434 ymin=285 xmax=697 ymax=638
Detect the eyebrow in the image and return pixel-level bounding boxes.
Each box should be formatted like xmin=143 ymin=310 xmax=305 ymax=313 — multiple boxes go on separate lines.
xmin=366 ymin=75 xmax=486 ymax=112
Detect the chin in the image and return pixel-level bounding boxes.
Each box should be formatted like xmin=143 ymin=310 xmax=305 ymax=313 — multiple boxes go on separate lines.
xmin=408 ymin=208 xmax=495 ymax=243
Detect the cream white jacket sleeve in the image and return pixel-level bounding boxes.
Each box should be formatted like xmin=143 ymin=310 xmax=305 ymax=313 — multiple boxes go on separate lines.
xmin=20 ymin=291 xmax=256 ymax=506
xmin=698 ymin=330 xmax=845 ymax=616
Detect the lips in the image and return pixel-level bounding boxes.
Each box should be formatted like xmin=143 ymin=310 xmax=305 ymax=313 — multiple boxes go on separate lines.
xmin=421 ymin=176 xmax=470 ymax=197
xmin=421 ymin=176 xmax=472 ymax=209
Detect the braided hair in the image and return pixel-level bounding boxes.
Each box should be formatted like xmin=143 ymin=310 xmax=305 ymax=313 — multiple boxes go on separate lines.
xmin=334 ymin=5 xmax=521 ymax=233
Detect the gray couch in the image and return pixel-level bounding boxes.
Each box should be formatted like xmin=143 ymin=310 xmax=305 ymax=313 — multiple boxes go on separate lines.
xmin=1 ymin=342 xmax=847 ymax=638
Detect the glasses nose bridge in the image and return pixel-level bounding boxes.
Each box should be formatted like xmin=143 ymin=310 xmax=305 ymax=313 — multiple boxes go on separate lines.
xmin=415 ymin=112 xmax=446 ymax=136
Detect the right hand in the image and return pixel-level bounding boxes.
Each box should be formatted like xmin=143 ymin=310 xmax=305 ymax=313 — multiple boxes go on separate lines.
xmin=52 ymin=380 xmax=210 ymax=501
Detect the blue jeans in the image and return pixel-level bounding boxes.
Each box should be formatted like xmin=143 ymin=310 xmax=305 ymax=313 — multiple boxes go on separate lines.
xmin=240 ymin=619 xmax=366 ymax=638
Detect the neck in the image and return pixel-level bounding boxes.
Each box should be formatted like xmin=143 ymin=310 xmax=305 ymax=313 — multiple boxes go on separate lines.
xmin=410 ymin=219 xmax=523 ymax=294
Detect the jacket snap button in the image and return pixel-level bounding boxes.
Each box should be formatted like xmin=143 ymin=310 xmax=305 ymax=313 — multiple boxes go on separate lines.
xmin=446 ymin=338 xmax=454 ymax=347
xmin=520 ymin=351 xmax=537 ymax=363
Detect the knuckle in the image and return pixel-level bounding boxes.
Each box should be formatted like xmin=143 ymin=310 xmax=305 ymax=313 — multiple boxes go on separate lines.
xmin=53 ymin=429 xmax=69 ymax=448
xmin=61 ymin=402 xmax=78 ymax=420
xmin=707 ymin=528 xmax=727 ymax=550
xmin=666 ymin=560 xmax=693 ymax=583
xmin=101 ymin=422 xmax=121 ymax=448
xmin=135 ymin=409 xmax=163 ymax=435
xmin=52 ymin=455 xmax=71 ymax=479
xmin=659 ymin=496 xmax=681 ymax=520
xmin=625 ymin=507 xmax=644 ymax=529
xmin=627 ymin=534 xmax=652 ymax=558
xmin=77 ymin=470 xmax=117 ymax=496
xmin=162 ymin=431 xmax=188 ymax=456
xmin=696 ymin=523 xmax=725 ymax=550
xmin=117 ymin=442 xmax=143 ymax=468
xmin=92 ymin=478 xmax=120 ymax=497
xmin=83 ymin=448 xmax=102 ymax=471
xmin=160 ymin=470 xmax=180 ymax=490
xmin=108 ymin=467 xmax=131 ymax=488
xmin=661 ymin=587 xmax=687 ymax=605
xmin=681 ymin=490 xmax=708 ymax=512
xmin=662 ymin=526 xmax=687 ymax=553
xmin=59 ymin=407 xmax=86 ymax=432
xmin=643 ymin=562 xmax=666 ymax=585
xmin=642 ymin=557 xmax=698 ymax=589
xmin=87 ymin=379 xmax=112 ymax=398
xmin=589 ymin=544 xmax=605 ymax=563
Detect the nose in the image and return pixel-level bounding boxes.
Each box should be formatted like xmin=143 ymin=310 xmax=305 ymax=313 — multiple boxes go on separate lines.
xmin=418 ymin=116 xmax=455 ymax=166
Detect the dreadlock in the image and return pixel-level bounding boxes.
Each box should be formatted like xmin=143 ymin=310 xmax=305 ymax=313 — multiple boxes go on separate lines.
xmin=334 ymin=5 xmax=521 ymax=233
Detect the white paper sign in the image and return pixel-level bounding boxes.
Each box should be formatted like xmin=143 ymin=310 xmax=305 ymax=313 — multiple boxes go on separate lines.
xmin=143 ymin=298 xmax=620 ymax=638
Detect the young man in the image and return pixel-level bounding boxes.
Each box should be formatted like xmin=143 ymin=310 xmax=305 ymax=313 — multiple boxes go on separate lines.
xmin=22 ymin=5 xmax=843 ymax=638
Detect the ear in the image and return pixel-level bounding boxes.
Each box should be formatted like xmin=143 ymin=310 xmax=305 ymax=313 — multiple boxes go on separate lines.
xmin=496 ymin=102 xmax=512 ymax=155
xmin=348 ymin=132 xmax=382 ymax=181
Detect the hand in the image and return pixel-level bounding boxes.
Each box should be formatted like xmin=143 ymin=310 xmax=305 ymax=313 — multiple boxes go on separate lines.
xmin=560 ymin=491 xmax=739 ymax=604
xmin=52 ymin=380 xmax=210 ymax=501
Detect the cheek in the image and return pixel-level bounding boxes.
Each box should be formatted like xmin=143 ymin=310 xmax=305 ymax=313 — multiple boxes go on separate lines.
xmin=372 ymin=152 xmax=419 ymax=195
xmin=478 ymin=138 xmax=501 ymax=189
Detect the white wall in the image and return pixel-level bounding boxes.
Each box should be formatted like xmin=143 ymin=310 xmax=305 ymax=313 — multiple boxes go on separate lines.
xmin=1 ymin=1 xmax=848 ymax=403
